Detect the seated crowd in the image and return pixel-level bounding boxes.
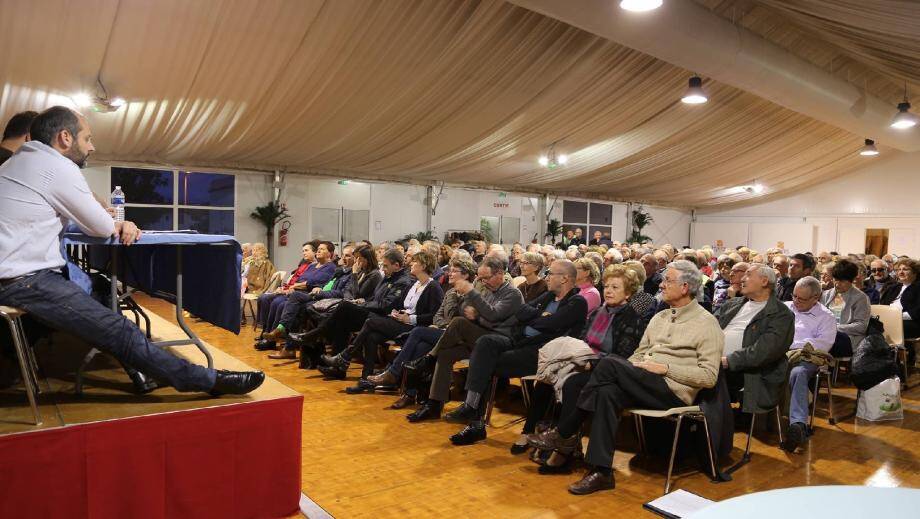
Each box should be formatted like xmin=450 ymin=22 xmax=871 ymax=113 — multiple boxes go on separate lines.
xmin=244 ymin=230 xmax=920 ymax=495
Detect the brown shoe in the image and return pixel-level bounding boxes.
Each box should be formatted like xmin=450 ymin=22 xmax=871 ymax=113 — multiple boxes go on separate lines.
xmin=368 ymin=371 xmax=397 ymax=386
xmin=568 ymin=470 xmax=615 ymax=495
xmin=528 ymin=429 xmax=579 ymax=454
xmin=263 ymin=327 xmax=286 ymax=342
xmin=390 ymin=393 xmax=416 ymax=410
xmin=268 ymin=348 xmax=297 ymax=360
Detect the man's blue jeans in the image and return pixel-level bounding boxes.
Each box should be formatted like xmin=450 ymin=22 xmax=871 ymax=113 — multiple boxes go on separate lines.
xmin=788 ymin=361 xmax=819 ymax=425
xmin=0 ymin=270 xmax=215 ymax=392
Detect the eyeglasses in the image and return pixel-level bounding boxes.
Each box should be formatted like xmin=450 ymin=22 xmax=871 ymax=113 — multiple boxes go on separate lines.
xmin=546 ymin=271 xmax=566 ymax=277
xmin=870 ymin=268 xmax=887 ymax=273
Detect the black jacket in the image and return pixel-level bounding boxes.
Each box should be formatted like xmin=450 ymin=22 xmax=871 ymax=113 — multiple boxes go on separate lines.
xmin=408 ymin=280 xmax=445 ymax=327
xmin=872 ymin=278 xmax=900 ymax=305
xmin=881 ymin=281 xmax=920 ymax=320
xmin=363 ymin=268 xmax=412 ymax=315
xmin=579 ymin=304 xmax=644 ymax=359
xmin=512 ymin=288 xmax=588 ymax=349
xmin=345 ymin=270 xmax=383 ymax=301
xmin=776 ymin=276 xmax=796 ymax=302
xmin=643 ymin=271 xmax=662 ymax=296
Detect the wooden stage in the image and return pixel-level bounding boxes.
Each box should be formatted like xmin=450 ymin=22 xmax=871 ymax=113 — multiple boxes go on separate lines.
xmin=5 ymin=294 xmax=920 ymax=518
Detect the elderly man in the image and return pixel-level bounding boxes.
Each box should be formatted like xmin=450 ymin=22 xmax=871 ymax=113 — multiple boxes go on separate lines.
xmin=0 ymin=106 xmax=263 ymax=395
xmin=772 ymin=254 xmax=789 ymax=288
xmin=871 ymin=259 xmax=901 ymax=304
xmin=603 ymin=248 xmax=623 ymax=268
xmin=640 ymin=253 xmax=662 ymax=295
xmin=445 ymin=259 xmax=588 ymax=445
xmin=530 ymin=260 xmax=724 ymax=495
xmin=777 ymin=253 xmax=815 ymax=302
xmin=406 ymin=256 xmax=524 ymax=422
xmin=717 ymin=265 xmax=794 ymax=414
xmin=783 ymin=277 xmax=837 ymax=452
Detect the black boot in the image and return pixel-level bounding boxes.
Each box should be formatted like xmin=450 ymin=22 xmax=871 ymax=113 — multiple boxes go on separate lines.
xmin=407 ymin=400 xmax=443 ymax=423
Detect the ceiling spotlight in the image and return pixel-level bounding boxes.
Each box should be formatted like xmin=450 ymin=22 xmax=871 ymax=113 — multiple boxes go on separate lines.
xmin=859 ymin=138 xmax=879 ymax=156
xmin=681 ymin=76 xmax=708 ymax=104
xmin=742 ymin=183 xmax=765 ymax=194
xmin=620 ymin=0 xmax=663 ymax=12
xmin=538 ymin=144 xmax=569 ymax=169
xmin=891 ymin=101 xmax=917 ymax=130
xmin=110 ymin=97 xmax=126 ymax=107
xmin=891 ymin=82 xmax=917 ymax=129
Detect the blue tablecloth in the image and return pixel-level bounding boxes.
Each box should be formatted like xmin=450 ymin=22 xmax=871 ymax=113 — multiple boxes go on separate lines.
xmin=62 ymin=232 xmax=242 ymax=334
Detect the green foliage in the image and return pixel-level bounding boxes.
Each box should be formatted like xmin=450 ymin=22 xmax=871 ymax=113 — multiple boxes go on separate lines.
xmin=544 ymin=218 xmax=562 ymax=243
xmin=626 ymin=206 xmax=653 ymax=244
xmin=404 ymin=230 xmax=435 ymax=242
xmin=249 ymin=201 xmax=290 ymax=231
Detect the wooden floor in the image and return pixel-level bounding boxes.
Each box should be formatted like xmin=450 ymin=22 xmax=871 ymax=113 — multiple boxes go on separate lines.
xmin=62 ymin=295 xmax=920 ymax=516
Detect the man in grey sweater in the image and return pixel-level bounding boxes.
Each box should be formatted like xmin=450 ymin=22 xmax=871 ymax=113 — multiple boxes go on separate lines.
xmin=406 ymin=256 xmax=524 ymax=422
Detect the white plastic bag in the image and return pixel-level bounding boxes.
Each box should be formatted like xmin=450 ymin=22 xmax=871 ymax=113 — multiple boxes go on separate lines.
xmin=857 ymin=377 xmax=903 ymax=421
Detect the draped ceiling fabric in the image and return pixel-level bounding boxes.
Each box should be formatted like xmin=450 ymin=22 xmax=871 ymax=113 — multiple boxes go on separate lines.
xmin=0 ymin=0 xmax=908 ymax=208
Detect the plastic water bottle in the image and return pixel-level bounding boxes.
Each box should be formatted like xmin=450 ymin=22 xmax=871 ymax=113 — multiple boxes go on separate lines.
xmin=111 ymin=186 xmax=125 ymax=222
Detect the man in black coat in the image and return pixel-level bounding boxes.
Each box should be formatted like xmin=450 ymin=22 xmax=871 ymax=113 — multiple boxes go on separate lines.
xmin=776 ymin=253 xmax=815 ymax=302
xmin=445 ymin=259 xmax=589 ymax=445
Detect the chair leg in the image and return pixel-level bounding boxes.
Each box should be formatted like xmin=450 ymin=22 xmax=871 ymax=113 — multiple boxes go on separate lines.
xmin=633 ymin=414 xmax=646 ymax=454
xmin=4 ymin=315 xmax=42 ymax=426
xmin=520 ymin=378 xmax=532 ymax=411
xmin=16 ymin=318 xmax=41 ymax=385
xmin=825 ymin=370 xmax=837 ymax=425
xmin=774 ymin=406 xmax=784 ymax=445
xmin=742 ymin=413 xmax=756 ymax=461
xmin=809 ymin=371 xmax=819 ymax=431
xmin=700 ymin=415 xmax=718 ymax=480
xmin=483 ymin=375 xmax=498 ymax=426
xmin=664 ymin=415 xmax=684 ymax=495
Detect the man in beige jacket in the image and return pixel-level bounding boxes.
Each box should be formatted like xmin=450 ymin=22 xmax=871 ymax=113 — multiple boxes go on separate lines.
xmin=530 ymin=260 xmax=724 ymax=495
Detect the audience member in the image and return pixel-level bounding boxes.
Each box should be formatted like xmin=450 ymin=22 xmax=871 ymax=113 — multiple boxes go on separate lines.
xmin=821 ymin=259 xmax=870 ymax=357
xmin=574 ymin=257 xmax=601 ymax=313
xmin=783 ymin=277 xmax=837 ymax=452
xmin=712 ymin=255 xmax=734 ymax=311
xmin=717 ymin=264 xmax=794 ymax=414
xmin=0 ymin=110 xmax=38 ymax=165
xmin=777 ymin=253 xmax=815 ymax=301
xmin=517 ymin=252 xmax=548 ymax=303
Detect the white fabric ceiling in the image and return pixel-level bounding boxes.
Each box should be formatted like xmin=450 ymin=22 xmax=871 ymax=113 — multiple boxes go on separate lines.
xmin=0 ymin=0 xmax=905 ymax=208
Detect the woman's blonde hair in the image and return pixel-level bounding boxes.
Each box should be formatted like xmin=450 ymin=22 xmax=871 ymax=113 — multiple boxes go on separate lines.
xmin=603 ymin=264 xmax=640 ymax=297
xmin=574 ymin=257 xmax=600 ymax=285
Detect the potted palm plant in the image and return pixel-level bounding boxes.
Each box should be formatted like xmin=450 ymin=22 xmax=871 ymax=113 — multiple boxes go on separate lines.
xmin=250 ymin=201 xmax=290 ymax=260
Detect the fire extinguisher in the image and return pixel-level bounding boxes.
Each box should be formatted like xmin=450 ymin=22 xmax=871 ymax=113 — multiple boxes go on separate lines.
xmin=278 ymin=220 xmax=291 ymax=247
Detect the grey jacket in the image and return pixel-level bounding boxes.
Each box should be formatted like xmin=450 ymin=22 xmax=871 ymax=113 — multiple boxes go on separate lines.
xmin=821 ymin=287 xmax=870 ymax=351
xmin=716 ymin=295 xmax=794 ymax=413
xmin=464 ymin=281 xmax=524 ymax=337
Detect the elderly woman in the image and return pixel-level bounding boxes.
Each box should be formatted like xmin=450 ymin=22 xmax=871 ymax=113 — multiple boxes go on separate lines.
xmin=883 ymin=258 xmax=920 ymax=345
xmin=820 ymin=259 xmax=870 ymax=357
xmin=574 ymin=257 xmax=602 ymax=313
xmin=622 ymin=260 xmax=657 ymax=323
xmin=243 ymin=242 xmax=275 ymax=296
xmin=509 ymin=243 xmax=525 ymax=277
xmin=819 ymin=261 xmax=836 ymax=291
xmin=512 ymin=265 xmax=644 ymax=460
xmin=517 ymin=252 xmax=548 ymax=303
xmin=712 ymin=255 xmax=735 ymax=311
xmin=371 ymin=256 xmax=478 ymax=409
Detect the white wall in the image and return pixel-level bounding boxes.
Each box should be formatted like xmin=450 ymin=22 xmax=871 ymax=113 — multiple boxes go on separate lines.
xmin=694 ymin=150 xmax=920 ymax=256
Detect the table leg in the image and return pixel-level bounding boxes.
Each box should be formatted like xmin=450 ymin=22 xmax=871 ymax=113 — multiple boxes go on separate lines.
xmin=173 ymin=246 xmax=213 ymax=368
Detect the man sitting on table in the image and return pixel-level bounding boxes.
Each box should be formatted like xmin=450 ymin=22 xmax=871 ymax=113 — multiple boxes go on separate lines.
xmin=0 ymin=106 xmax=264 ymax=396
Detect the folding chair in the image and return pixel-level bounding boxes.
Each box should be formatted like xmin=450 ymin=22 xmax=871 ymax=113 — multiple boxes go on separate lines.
xmin=628 ymin=405 xmax=717 ymax=494
xmin=871 ymin=305 xmax=914 ymax=389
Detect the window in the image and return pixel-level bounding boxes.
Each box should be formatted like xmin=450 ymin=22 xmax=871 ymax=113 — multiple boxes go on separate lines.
xmin=560 ymin=200 xmax=613 ymax=243
xmin=112 ymin=167 xmax=235 ymax=236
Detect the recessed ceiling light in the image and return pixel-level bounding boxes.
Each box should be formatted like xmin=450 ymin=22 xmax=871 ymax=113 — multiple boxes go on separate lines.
xmin=620 ymin=0 xmax=663 ymax=12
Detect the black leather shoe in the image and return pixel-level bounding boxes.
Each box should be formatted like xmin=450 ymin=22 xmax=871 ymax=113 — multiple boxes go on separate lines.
xmin=128 ymin=369 xmax=159 ymax=394
xmin=317 ymin=365 xmax=347 ymax=380
xmin=289 ymin=327 xmax=322 ymax=343
xmin=407 ymin=400 xmax=442 ymax=423
xmin=344 ymin=378 xmax=375 ymax=394
xmin=443 ymin=403 xmax=480 ymax=424
xmin=568 ymin=469 xmax=615 ymax=495
xmin=537 ymin=452 xmax=574 ymax=474
xmin=528 ymin=429 xmax=579 ymax=454
xmin=320 ymin=353 xmax=349 ymax=371
xmin=209 ymin=370 xmax=265 ymax=396
xmin=782 ymin=422 xmax=807 ymax=453
xmin=450 ymin=422 xmax=487 ymax=445
xmin=254 ymin=339 xmax=277 ymax=351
